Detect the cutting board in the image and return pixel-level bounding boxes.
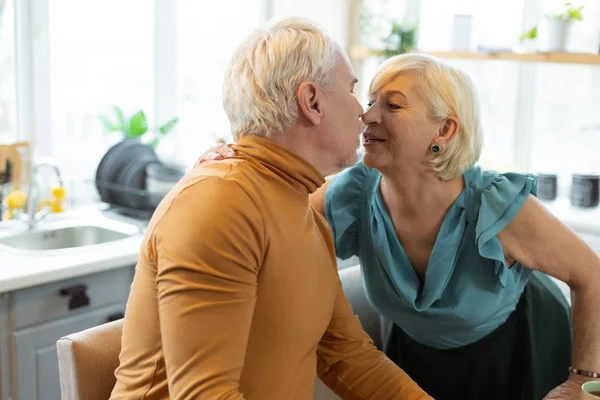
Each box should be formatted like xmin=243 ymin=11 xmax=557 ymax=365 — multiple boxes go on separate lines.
xmin=0 ymin=141 xmax=31 ymax=185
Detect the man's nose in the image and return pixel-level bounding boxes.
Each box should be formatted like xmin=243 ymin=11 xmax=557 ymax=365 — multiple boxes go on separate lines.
xmin=354 ymin=96 xmax=364 ymax=115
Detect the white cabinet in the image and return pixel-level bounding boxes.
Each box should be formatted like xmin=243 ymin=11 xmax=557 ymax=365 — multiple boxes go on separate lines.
xmin=0 ymin=266 xmax=134 ymax=400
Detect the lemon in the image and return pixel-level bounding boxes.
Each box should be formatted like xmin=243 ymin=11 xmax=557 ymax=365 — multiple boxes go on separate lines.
xmin=6 ymin=190 xmax=27 ymax=210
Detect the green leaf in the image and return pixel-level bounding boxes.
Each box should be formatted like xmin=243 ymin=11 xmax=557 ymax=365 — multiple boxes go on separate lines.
xmin=98 ymin=116 xmax=122 ymax=132
xmin=567 ymin=5 xmax=583 ymax=20
xmin=158 ymin=117 xmax=179 ymax=135
xmin=519 ymin=26 xmax=538 ymax=42
xmin=128 ymin=111 xmax=148 ymax=137
xmin=113 ymin=105 xmax=127 ymax=131
xmin=149 ymin=137 xmax=160 ymax=148
xmin=550 ymin=3 xmax=584 ymax=21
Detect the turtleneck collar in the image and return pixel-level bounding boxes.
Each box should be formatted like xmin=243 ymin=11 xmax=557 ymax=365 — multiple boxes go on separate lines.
xmin=233 ymin=135 xmax=325 ymax=194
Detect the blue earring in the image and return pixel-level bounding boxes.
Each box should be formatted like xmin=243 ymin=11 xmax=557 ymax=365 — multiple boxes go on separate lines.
xmin=431 ymin=143 xmax=441 ymax=153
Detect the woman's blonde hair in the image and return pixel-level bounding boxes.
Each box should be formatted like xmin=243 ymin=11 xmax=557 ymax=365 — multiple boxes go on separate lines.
xmin=370 ymin=53 xmax=483 ymax=180
xmin=223 ymin=17 xmax=341 ymax=139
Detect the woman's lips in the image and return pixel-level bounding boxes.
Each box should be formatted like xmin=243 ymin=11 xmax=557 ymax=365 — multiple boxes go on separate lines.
xmin=362 ymin=136 xmax=386 ymax=145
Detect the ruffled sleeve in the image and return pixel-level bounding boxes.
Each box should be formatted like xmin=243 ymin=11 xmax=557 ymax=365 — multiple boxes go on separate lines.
xmin=475 ymin=171 xmax=538 ymax=287
xmin=324 ymin=162 xmax=369 ymax=260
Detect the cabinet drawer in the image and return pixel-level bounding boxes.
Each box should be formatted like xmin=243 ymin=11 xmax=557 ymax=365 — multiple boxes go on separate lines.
xmin=11 ymin=303 xmax=125 ymax=400
xmin=11 ymin=267 xmax=132 ymax=330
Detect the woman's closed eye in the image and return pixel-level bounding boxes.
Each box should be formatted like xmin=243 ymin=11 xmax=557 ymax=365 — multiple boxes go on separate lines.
xmin=366 ymin=100 xmax=403 ymax=110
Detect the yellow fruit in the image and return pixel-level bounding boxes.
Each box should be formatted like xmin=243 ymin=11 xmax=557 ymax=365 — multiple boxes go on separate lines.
xmin=6 ymin=190 xmax=26 ymax=210
xmin=52 ymin=186 xmax=66 ymax=200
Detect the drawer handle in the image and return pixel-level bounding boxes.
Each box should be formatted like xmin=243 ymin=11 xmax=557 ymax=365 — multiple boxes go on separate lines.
xmin=106 ymin=312 xmax=124 ymax=322
xmin=59 ymin=284 xmax=90 ymax=310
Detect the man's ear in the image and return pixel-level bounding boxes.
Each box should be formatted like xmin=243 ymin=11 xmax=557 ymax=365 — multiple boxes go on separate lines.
xmin=297 ymin=81 xmax=323 ymax=126
xmin=435 ymin=116 xmax=460 ymax=147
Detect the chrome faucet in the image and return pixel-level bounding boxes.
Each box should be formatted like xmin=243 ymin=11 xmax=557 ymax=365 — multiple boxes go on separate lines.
xmin=21 ymin=158 xmax=64 ymax=229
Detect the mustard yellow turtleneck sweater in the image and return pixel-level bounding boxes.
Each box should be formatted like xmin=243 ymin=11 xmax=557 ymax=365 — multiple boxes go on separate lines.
xmin=110 ymin=135 xmax=430 ymax=400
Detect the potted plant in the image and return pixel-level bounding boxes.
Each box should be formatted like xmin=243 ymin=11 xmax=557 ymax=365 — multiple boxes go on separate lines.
xmin=99 ymin=106 xmax=179 ymax=148
xmin=546 ymin=2 xmax=583 ymax=51
xmin=382 ymin=20 xmax=417 ymax=58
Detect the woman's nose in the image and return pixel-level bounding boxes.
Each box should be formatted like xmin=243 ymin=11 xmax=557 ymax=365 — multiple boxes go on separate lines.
xmin=361 ymin=104 xmax=380 ymax=125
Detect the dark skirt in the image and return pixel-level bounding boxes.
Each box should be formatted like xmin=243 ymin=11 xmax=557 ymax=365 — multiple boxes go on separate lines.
xmin=384 ymin=272 xmax=572 ymax=400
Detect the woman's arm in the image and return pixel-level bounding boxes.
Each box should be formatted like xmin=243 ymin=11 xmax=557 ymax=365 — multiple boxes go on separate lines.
xmin=497 ymin=195 xmax=600 ymax=397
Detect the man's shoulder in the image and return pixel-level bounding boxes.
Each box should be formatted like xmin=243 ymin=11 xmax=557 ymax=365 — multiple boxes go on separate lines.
xmin=148 ymin=161 xmax=263 ymax=232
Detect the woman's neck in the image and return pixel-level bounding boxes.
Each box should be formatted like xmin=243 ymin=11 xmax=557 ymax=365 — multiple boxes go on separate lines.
xmin=379 ymin=166 xmax=464 ymax=220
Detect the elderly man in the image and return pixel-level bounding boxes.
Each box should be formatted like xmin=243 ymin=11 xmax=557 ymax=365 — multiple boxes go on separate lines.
xmin=110 ymin=17 xmax=431 ymax=400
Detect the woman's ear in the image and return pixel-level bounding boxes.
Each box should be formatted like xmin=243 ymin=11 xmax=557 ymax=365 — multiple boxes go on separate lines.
xmin=297 ymin=81 xmax=323 ymax=126
xmin=435 ymin=116 xmax=460 ymax=147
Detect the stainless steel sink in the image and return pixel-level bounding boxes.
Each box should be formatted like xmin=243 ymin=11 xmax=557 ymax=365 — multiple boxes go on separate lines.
xmin=0 ymin=225 xmax=131 ymax=251
xmin=0 ymin=215 xmax=142 ymax=254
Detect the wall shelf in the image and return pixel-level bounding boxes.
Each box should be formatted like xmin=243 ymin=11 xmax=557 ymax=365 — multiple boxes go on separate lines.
xmin=349 ymin=45 xmax=600 ymax=66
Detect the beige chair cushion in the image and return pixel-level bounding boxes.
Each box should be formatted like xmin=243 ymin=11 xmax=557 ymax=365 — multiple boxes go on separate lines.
xmin=57 ymin=319 xmax=123 ymax=400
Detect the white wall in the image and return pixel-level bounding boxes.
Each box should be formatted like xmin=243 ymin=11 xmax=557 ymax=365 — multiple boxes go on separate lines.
xmin=270 ymin=0 xmax=351 ymax=50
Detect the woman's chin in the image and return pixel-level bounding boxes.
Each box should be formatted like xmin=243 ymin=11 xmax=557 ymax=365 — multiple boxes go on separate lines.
xmin=362 ymin=152 xmax=383 ymax=169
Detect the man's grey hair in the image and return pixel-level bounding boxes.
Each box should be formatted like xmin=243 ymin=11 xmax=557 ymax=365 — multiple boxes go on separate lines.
xmin=223 ymin=17 xmax=341 ymax=139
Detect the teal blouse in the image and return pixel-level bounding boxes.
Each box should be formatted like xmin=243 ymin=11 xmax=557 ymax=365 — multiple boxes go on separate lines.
xmin=325 ymin=163 xmax=538 ymax=349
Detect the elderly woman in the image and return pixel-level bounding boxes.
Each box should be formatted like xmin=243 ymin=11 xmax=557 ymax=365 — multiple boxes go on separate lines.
xmin=200 ymin=53 xmax=600 ymax=400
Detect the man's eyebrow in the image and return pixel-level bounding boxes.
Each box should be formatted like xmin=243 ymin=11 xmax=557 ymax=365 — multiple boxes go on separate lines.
xmin=351 ymin=78 xmax=358 ymax=85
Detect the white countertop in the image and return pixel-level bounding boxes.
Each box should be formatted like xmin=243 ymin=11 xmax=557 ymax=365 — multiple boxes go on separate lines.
xmin=0 ymin=206 xmax=145 ymax=292
xmin=543 ymin=198 xmax=600 ymax=236
xmin=0 ymin=198 xmax=599 ymax=294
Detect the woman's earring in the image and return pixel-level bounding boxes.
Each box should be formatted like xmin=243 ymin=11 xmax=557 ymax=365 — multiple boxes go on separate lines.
xmin=431 ymin=143 xmax=441 ymax=153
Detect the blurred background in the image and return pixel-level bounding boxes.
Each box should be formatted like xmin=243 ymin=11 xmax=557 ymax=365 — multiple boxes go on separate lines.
xmin=0 ymin=0 xmax=599 ymax=207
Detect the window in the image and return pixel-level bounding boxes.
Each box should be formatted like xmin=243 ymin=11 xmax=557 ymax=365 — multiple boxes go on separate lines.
xmin=47 ymin=0 xmax=155 ymax=186
xmin=528 ymin=0 xmax=600 ymax=195
xmin=354 ymin=0 xmax=412 ymax=102
xmin=356 ymin=0 xmax=600 ymax=187
xmin=358 ymin=0 xmax=411 ymax=50
xmin=418 ymin=0 xmax=526 ymax=171
xmin=14 ymin=0 xmax=355 ymax=206
xmin=170 ymin=0 xmax=348 ymax=166
xmin=529 ymin=63 xmax=600 ymax=181
xmin=170 ymin=0 xmax=265 ymax=166
xmin=9 ymin=0 xmax=595 ymax=208
xmin=418 ymin=0 xmax=525 ymax=51
xmin=0 ymin=0 xmax=16 ymax=143
xmin=357 ymin=0 xmax=524 ymax=171
xmin=445 ymin=60 xmax=521 ymax=172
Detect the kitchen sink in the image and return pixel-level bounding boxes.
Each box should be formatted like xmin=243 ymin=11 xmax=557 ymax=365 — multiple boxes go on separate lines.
xmin=0 ymin=216 xmax=141 ymax=253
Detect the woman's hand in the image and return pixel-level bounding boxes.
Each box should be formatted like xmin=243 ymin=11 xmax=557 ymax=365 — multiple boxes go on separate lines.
xmin=543 ymin=377 xmax=587 ymax=399
xmin=194 ymin=144 xmax=235 ymax=167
